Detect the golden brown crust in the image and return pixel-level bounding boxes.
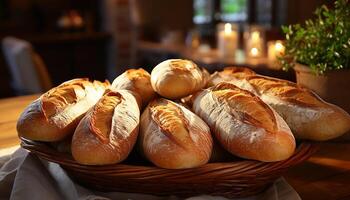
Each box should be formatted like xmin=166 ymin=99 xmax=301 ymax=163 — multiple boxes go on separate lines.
xmin=17 ymin=79 xmax=109 ymax=142
xmin=126 ymin=68 xmax=150 ymax=79
xmin=112 ymin=68 xmax=155 ymax=107
xmin=220 ymin=67 xmax=256 ymax=78
xmin=41 ymin=79 xmax=89 ymax=118
xmin=212 ymin=83 xmax=277 ymax=133
xmin=192 ymin=82 xmax=296 ymax=162
xmin=72 ymin=89 xmax=140 ymax=165
xmin=237 ymin=75 xmax=350 ymax=140
xmin=207 ymin=66 xmax=256 ymax=87
xmin=210 ymin=67 xmax=350 ymax=141
xmin=140 ymin=98 xmax=213 ymax=169
xmin=90 ymin=90 xmax=123 ymax=143
xmin=246 ymin=76 xmax=325 ymax=107
xmin=149 ymin=99 xmax=192 ymax=149
xmin=151 ymin=59 xmax=208 ymax=99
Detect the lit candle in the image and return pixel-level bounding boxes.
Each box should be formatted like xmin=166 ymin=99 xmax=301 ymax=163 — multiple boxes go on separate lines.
xmin=268 ymin=40 xmax=285 ymax=61
xmin=250 ymin=47 xmax=259 ymax=57
xmin=217 ymin=23 xmax=238 ymax=59
xmin=244 ymin=26 xmax=265 ymax=59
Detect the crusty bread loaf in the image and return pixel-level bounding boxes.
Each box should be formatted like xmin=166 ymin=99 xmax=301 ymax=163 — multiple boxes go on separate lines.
xmin=207 ymin=66 xmax=256 ymax=87
xmin=17 ymin=79 xmax=109 ymax=142
xmin=210 ymin=67 xmax=350 ymax=141
xmin=140 ymin=98 xmax=212 ymax=169
xmin=151 ymin=59 xmax=209 ymax=99
xmin=192 ymin=82 xmax=296 ymax=162
xmin=72 ymin=89 xmax=140 ymax=165
xmin=242 ymin=75 xmax=350 ymax=141
xmin=112 ymin=68 xmax=156 ymax=107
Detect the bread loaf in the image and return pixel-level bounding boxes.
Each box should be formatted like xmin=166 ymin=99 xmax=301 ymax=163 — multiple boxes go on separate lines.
xmin=210 ymin=67 xmax=350 ymax=141
xmin=151 ymin=59 xmax=209 ymax=99
xmin=243 ymin=75 xmax=350 ymax=141
xmin=17 ymin=79 xmax=109 ymax=142
xmin=208 ymin=66 xmax=256 ymax=87
xmin=72 ymin=89 xmax=140 ymax=165
xmin=192 ymin=82 xmax=296 ymax=162
xmin=112 ymin=68 xmax=156 ymax=107
xmin=140 ymin=98 xmax=212 ymax=169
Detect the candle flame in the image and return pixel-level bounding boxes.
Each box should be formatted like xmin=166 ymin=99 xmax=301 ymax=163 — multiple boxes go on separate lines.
xmin=250 ymin=47 xmax=259 ymax=56
xmin=224 ymin=23 xmax=232 ymax=34
xmin=275 ymin=41 xmax=284 ymax=51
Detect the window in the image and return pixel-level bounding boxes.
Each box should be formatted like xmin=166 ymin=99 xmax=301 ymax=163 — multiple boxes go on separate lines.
xmin=220 ymin=0 xmax=248 ymax=22
xmin=193 ymin=0 xmax=214 ymax=24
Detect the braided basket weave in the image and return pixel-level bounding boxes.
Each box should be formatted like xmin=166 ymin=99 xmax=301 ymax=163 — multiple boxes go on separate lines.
xmin=21 ymin=138 xmax=318 ymax=198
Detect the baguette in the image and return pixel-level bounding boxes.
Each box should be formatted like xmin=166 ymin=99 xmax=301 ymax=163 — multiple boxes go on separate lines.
xmin=112 ymin=68 xmax=156 ymax=107
xmin=211 ymin=67 xmax=350 ymax=141
xmin=151 ymin=59 xmax=209 ymax=99
xmin=208 ymin=66 xmax=256 ymax=87
xmin=140 ymin=98 xmax=212 ymax=169
xmin=72 ymin=89 xmax=140 ymax=165
xmin=17 ymin=78 xmax=109 ymax=142
xmin=192 ymin=82 xmax=296 ymax=162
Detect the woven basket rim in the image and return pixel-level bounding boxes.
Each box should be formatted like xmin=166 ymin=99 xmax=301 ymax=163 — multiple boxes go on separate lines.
xmin=19 ymin=137 xmax=319 ymax=198
xmin=20 ymin=137 xmax=319 ymax=173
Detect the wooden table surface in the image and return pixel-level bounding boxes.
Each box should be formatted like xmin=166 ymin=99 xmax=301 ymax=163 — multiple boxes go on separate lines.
xmin=0 ymin=94 xmax=350 ymax=200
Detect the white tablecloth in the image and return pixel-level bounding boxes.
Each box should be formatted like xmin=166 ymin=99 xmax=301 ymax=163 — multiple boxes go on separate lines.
xmin=0 ymin=148 xmax=301 ymax=200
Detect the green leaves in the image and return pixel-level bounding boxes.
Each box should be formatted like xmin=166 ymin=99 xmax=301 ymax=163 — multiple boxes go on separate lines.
xmin=280 ymin=0 xmax=350 ymax=74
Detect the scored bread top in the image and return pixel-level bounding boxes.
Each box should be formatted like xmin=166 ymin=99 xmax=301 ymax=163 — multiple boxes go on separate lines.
xmin=216 ymin=67 xmax=350 ymax=141
xmin=141 ymin=98 xmax=212 ymax=168
xmin=41 ymin=79 xmax=109 ymax=122
xmin=208 ymin=66 xmax=256 ymax=86
xmin=17 ymin=78 xmax=109 ymax=142
xmin=212 ymin=83 xmax=277 ymax=134
xmin=245 ymin=76 xmax=326 ymax=107
xmin=90 ymin=90 xmax=123 ymax=143
xmin=149 ymin=99 xmax=193 ymax=149
xmin=192 ymin=82 xmax=295 ymax=161
xmin=71 ymin=89 xmax=140 ymax=165
xmin=211 ymin=66 xmax=327 ymax=108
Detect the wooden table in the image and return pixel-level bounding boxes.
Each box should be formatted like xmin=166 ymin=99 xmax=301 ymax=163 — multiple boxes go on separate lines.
xmin=0 ymin=95 xmax=350 ymax=199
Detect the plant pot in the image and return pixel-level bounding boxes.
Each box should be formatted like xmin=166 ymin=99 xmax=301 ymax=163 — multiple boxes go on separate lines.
xmin=294 ymin=63 xmax=350 ymax=113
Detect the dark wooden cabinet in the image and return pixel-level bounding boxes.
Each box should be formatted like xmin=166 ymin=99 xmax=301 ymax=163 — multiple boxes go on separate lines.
xmin=0 ymin=32 xmax=111 ymax=97
xmin=30 ymin=32 xmax=111 ymax=85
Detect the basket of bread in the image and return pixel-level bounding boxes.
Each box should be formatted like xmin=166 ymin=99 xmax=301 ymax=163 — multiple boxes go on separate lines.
xmin=18 ymin=59 xmax=350 ymax=198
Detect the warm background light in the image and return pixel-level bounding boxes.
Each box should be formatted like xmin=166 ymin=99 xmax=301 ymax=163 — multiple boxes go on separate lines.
xmin=268 ymin=40 xmax=285 ymax=62
xmin=217 ymin=23 xmax=238 ymax=59
xmin=250 ymin=47 xmax=259 ymax=57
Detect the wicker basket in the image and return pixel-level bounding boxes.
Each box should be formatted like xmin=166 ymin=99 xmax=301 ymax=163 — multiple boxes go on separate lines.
xmin=21 ymin=138 xmax=318 ymax=198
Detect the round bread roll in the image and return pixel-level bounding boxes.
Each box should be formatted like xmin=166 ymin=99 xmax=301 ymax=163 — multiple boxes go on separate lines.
xmin=151 ymin=59 xmax=209 ymax=99
xmin=112 ymin=68 xmax=156 ymax=107
xmin=17 ymin=78 xmax=109 ymax=142
xmin=140 ymin=98 xmax=213 ymax=169
xmin=192 ymin=82 xmax=296 ymax=162
xmin=72 ymin=89 xmax=140 ymax=165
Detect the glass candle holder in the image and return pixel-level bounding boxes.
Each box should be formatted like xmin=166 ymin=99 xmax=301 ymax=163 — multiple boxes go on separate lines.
xmin=244 ymin=25 xmax=266 ymax=59
xmin=217 ymin=23 xmax=239 ymax=59
xmin=268 ymin=40 xmax=285 ymax=62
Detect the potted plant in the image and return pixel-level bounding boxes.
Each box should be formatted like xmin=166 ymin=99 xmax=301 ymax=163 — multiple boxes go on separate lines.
xmin=280 ymin=0 xmax=350 ymax=113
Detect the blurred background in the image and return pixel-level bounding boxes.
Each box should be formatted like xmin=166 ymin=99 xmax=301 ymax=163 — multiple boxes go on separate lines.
xmin=0 ymin=0 xmax=334 ymax=98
